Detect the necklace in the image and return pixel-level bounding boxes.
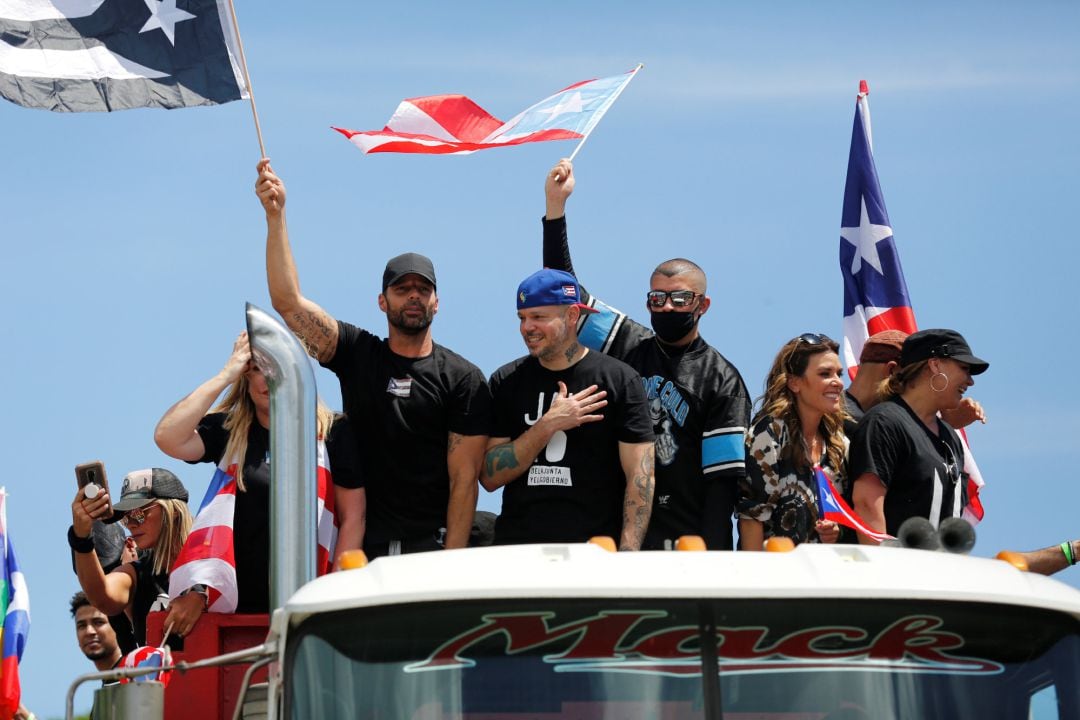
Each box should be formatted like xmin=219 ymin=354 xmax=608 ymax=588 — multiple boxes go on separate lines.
xmin=800 ymin=434 xmax=821 ymax=465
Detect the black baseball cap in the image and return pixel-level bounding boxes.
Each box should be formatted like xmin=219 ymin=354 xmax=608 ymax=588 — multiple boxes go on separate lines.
xmin=112 ymin=468 xmax=189 ymax=512
xmin=900 ymin=329 xmax=989 ymax=375
xmin=382 ymin=253 xmax=436 ymax=292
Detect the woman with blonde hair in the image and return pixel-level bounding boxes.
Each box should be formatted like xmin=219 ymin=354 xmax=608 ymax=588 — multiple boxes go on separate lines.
xmin=155 ymin=332 xmax=363 ymax=636
xmin=850 ymin=329 xmax=989 ymax=541
xmin=69 ymin=468 xmax=191 ymax=648
xmin=737 ymin=334 xmax=847 ymax=549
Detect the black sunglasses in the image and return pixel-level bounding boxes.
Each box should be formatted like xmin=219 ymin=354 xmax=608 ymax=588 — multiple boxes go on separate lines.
xmin=792 ymin=332 xmax=835 ymax=346
xmin=646 ymin=290 xmax=700 ymax=309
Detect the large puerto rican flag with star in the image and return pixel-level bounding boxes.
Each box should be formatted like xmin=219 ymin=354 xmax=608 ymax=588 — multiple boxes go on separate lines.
xmin=839 ymin=80 xmax=917 ymax=374
xmin=334 ymin=66 xmax=641 ymax=155
xmin=839 ymin=81 xmax=985 ymax=525
xmin=0 ymin=0 xmax=249 ymax=112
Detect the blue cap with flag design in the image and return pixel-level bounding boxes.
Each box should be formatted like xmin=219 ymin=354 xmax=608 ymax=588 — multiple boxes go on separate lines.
xmin=516 ymin=269 xmax=598 ymax=314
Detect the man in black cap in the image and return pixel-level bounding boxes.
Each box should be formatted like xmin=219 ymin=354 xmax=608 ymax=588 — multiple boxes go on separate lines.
xmin=256 ymin=159 xmax=492 ymax=558
xmin=849 ymin=329 xmax=989 ymax=540
xmin=482 ymin=269 xmax=655 ymax=549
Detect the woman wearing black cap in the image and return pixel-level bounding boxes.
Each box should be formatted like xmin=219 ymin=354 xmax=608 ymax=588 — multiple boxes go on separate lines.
xmin=849 ymin=329 xmax=989 ymax=541
xmin=69 ymin=468 xmax=192 ymax=648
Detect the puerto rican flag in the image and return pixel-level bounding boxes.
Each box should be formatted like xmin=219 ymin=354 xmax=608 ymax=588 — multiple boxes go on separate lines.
xmin=839 ymin=81 xmax=984 ymax=525
xmin=813 ymin=467 xmax=893 ymax=543
xmin=840 ymin=80 xmax=917 ymax=374
xmin=119 ymin=645 xmax=172 ymax=687
xmin=169 ymin=440 xmax=337 ymax=612
xmin=334 ymin=66 xmax=641 ymax=155
xmin=0 ymin=489 xmax=29 ymax=720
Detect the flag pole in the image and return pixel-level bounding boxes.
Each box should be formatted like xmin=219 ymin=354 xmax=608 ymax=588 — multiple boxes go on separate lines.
xmin=566 ymin=63 xmax=643 ymax=163
xmin=858 ymin=79 xmax=872 ymax=152
xmin=227 ymin=0 xmax=267 ymax=158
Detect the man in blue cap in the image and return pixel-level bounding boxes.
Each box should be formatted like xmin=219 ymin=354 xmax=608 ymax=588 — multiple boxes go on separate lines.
xmin=482 ymin=269 xmax=655 ymax=549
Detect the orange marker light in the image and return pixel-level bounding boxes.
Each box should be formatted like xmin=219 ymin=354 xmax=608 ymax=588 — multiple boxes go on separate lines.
xmin=588 ymin=536 xmax=617 ymax=552
xmin=675 ymin=536 xmax=707 ymax=552
xmin=339 ymin=549 xmax=369 ymax=570
xmin=765 ymin=537 xmax=796 ymax=553
xmin=995 ymin=550 xmax=1030 ymax=572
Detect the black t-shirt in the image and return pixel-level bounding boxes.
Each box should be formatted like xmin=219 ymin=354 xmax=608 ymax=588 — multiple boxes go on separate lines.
xmin=489 ymin=351 xmax=654 ymax=544
xmin=848 ymin=396 xmax=967 ymax=535
xmin=193 ymin=412 xmax=361 ymax=612
xmin=322 ymin=321 xmax=493 ymax=542
xmin=843 ymin=389 xmax=865 ymax=437
xmin=129 ymin=558 xmax=179 ymax=650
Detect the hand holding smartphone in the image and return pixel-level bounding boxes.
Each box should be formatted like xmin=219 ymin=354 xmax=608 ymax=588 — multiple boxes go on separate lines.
xmin=74 ymin=460 xmax=116 ymax=523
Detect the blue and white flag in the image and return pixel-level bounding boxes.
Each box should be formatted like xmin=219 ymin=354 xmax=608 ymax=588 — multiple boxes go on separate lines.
xmin=0 ymin=0 xmax=249 ymax=112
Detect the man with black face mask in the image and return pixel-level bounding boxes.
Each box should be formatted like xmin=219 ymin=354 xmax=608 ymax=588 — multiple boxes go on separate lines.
xmin=541 ymin=159 xmax=751 ymax=550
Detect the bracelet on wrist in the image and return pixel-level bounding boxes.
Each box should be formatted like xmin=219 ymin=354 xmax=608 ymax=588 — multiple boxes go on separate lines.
xmin=67 ymin=525 xmax=95 ymax=554
xmin=1064 ymin=541 xmax=1078 ymax=567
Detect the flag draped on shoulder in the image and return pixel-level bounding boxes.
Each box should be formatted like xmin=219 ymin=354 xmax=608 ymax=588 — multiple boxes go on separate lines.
xmin=813 ymin=467 xmax=893 ymax=543
xmin=839 ymin=80 xmax=916 ymax=374
xmin=838 ymin=80 xmax=985 ymax=525
xmin=0 ymin=489 xmax=29 ymax=720
xmin=0 ymin=0 xmax=249 ymax=112
xmin=334 ymin=66 xmax=642 ymax=155
xmin=169 ymin=440 xmax=337 ymax=612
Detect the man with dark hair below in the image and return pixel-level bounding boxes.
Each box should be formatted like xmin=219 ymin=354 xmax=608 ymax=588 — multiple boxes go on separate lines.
xmin=257 ymin=159 xmax=492 ymax=559
xmin=482 ymin=269 xmax=656 ymax=549
xmin=71 ymin=591 xmax=122 ymax=720
xmin=71 ymin=591 xmax=122 ymax=672
xmin=845 ymin=329 xmax=986 ymax=434
xmin=542 ymin=159 xmax=751 ymax=550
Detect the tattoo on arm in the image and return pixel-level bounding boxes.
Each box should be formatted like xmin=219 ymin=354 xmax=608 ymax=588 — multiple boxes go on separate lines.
xmin=564 ymin=342 xmax=580 ymax=364
xmin=447 ymin=432 xmax=463 ymax=455
xmin=623 ymin=450 xmax=654 ymax=548
xmin=290 ymin=310 xmax=335 ymax=360
xmin=484 ymin=443 xmax=519 ymax=478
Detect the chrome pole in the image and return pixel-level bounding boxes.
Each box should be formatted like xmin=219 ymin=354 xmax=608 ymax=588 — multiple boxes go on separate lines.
xmin=246 ymin=302 xmax=317 ymax=609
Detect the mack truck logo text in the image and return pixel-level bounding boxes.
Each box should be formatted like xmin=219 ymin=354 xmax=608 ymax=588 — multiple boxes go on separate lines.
xmin=405 ymin=611 xmax=1002 ymax=676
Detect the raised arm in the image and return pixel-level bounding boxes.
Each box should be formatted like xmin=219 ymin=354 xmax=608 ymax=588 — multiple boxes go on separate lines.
xmin=257 ymin=158 xmax=339 ymax=363
xmin=154 ymin=332 xmax=249 ymax=461
xmin=542 ymin=159 xmax=578 ymax=276
xmin=481 ymin=382 xmax=608 ymax=491
xmin=71 ymin=488 xmax=136 ymax=616
xmin=618 ymin=440 xmax=655 ymax=551
xmin=445 ymin=433 xmax=485 ymax=548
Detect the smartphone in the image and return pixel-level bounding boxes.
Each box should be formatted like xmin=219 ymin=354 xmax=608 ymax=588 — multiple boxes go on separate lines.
xmin=75 ymin=460 xmax=109 ymax=499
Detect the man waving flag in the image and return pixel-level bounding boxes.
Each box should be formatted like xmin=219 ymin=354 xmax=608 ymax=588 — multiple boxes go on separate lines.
xmin=0 ymin=0 xmax=249 ymax=112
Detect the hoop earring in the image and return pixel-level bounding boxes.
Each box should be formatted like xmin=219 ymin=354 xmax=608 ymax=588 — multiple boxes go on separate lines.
xmin=930 ymin=372 xmax=950 ymax=393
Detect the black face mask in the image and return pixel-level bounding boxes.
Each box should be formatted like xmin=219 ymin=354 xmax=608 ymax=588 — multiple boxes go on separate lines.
xmin=650 ymin=310 xmax=698 ymax=344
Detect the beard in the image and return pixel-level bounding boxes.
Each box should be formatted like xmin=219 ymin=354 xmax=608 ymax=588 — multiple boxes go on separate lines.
xmin=83 ymin=643 xmax=115 ymax=662
xmin=387 ymin=302 xmax=434 ymax=335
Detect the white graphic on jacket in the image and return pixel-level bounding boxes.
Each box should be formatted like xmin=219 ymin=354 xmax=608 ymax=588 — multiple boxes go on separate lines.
xmin=644 ymin=376 xmax=685 ymax=467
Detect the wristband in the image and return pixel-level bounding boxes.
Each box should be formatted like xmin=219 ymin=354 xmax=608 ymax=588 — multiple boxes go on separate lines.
xmin=1063 ymin=541 xmax=1077 ymax=567
xmin=180 ymin=584 xmax=210 ymax=610
xmin=67 ymin=525 xmax=95 ymax=554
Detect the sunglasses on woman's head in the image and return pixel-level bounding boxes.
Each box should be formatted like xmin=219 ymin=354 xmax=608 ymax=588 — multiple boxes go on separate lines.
xmin=793 ymin=333 xmax=834 ymax=346
xmin=121 ymin=503 xmax=158 ymax=528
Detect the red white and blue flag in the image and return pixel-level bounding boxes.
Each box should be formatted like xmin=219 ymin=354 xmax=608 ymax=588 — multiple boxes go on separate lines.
xmin=839 ymin=80 xmax=985 ymax=525
xmin=169 ymin=441 xmax=337 ymax=612
xmin=813 ymin=467 xmax=893 ymax=543
xmin=0 ymin=488 xmax=29 ymax=719
xmin=119 ymin=645 xmax=172 ymax=687
xmin=334 ymin=66 xmax=641 ymax=155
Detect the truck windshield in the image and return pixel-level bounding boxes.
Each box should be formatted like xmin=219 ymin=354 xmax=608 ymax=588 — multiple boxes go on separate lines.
xmin=287 ymin=598 xmax=1080 ymax=719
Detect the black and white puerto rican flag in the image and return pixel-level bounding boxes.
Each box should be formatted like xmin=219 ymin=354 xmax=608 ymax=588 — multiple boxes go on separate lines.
xmin=0 ymin=0 xmax=248 ymax=111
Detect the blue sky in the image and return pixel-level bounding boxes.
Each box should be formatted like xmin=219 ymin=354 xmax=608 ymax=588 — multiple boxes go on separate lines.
xmin=2 ymin=1 xmax=1078 ymax=716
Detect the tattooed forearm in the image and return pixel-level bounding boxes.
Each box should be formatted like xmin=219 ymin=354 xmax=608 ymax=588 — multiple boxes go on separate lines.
xmin=290 ymin=310 xmax=336 ymax=360
xmin=447 ymin=432 xmax=464 ymax=454
xmin=484 ymin=443 xmax=520 ymax=478
xmin=621 ymin=450 xmax=655 ymax=551
xmin=564 ymin=342 xmax=580 ymax=364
